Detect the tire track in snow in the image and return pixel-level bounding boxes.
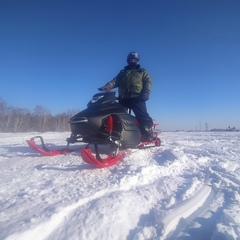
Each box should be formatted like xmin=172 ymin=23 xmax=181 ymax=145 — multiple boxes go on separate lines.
xmin=158 ymin=185 xmax=212 ymax=239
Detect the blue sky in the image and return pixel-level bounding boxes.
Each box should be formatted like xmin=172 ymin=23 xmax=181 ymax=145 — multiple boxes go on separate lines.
xmin=1 ymin=0 xmax=240 ymax=131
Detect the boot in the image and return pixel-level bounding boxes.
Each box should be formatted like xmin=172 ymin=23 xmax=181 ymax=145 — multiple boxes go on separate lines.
xmin=141 ymin=126 xmax=154 ymax=142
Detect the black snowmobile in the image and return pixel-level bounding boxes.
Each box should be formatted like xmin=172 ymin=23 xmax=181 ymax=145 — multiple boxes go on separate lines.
xmin=27 ymin=91 xmax=161 ymax=167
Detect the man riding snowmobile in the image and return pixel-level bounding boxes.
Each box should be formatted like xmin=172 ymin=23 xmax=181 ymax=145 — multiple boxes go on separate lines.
xmin=26 ymin=52 xmax=161 ymax=167
xmin=98 ymin=52 xmax=154 ymax=142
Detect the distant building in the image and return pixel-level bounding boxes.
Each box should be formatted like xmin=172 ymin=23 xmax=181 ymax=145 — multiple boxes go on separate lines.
xmin=211 ymin=126 xmax=239 ymax=132
xmin=226 ymin=126 xmax=239 ymax=131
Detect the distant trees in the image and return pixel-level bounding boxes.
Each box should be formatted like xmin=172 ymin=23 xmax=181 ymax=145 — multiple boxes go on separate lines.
xmin=0 ymin=98 xmax=79 ymax=132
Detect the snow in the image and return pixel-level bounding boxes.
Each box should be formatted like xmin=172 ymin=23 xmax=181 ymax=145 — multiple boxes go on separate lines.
xmin=0 ymin=131 xmax=240 ymax=240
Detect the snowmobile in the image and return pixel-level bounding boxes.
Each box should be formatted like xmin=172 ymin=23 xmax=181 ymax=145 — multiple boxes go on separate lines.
xmin=27 ymin=91 xmax=161 ymax=167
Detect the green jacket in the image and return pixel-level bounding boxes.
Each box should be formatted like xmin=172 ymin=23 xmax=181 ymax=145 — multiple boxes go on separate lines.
xmin=107 ymin=65 xmax=152 ymax=99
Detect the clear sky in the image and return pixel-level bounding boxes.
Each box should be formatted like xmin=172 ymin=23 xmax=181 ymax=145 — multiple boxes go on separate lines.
xmin=1 ymin=0 xmax=240 ymax=131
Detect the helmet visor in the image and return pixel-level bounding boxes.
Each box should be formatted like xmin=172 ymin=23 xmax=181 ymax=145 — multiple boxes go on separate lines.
xmin=127 ymin=58 xmax=138 ymax=65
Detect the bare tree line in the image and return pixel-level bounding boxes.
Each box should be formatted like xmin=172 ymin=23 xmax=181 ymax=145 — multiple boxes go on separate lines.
xmin=0 ymin=98 xmax=79 ymax=132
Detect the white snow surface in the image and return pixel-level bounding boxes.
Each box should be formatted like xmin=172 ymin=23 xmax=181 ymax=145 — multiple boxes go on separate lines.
xmin=0 ymin=131 xmax=239 ymax=240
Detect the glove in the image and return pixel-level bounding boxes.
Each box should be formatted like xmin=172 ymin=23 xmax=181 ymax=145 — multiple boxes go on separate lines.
xmin=98 ymin=84 xmax=112 ymax=91
xmin=140 ymin=91 xmax=150 ymax=101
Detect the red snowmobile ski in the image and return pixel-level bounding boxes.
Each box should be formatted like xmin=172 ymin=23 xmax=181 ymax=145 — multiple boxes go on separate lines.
xmin=26 ymin=136 xmax=73 ymax=156
xmin=80 ymin=148 xmax=131 ymax=168
xmin=26 ymin=92 xmax=161 ymax=167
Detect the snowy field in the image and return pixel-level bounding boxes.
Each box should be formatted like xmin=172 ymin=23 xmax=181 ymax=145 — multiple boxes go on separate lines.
xmin=0 ymin=131 xmax=239 ymax=240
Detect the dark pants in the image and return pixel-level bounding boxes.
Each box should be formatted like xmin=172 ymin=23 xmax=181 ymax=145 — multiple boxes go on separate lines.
xmin=119 ymin=98 xmax=153 ymax=130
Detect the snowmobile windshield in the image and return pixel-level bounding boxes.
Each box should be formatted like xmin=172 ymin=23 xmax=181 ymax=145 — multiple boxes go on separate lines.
xmin=87 ymin=92 xmax=116 ymax=108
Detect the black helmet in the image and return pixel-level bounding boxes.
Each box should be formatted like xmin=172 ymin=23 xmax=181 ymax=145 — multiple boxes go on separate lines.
xmin=127 ymin=52 xmax=140 ymax=65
